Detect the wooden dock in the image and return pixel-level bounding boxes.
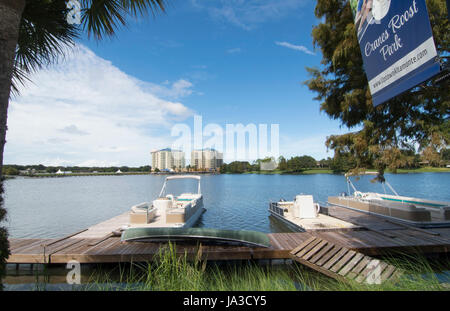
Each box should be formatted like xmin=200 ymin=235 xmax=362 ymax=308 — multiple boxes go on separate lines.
xmin=7 ymin=205 xmax=450 ymax=265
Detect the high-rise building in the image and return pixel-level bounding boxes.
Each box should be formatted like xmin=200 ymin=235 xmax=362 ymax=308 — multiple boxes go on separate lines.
xmin=151 ymin=148 xmax=185 ymax=171
xmin=191 ymin=148 xmax=223 ymax=171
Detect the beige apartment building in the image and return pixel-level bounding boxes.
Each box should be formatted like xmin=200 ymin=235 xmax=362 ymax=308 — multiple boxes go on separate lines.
xmin=191 ymin=148 xmax=223 ymax=171
xmin=151 ymin=148 xmax=185 ymax=171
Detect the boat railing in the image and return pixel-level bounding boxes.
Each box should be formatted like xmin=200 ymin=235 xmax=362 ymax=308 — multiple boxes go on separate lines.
xmin=269 ymin=202 xmax=285 ymax=217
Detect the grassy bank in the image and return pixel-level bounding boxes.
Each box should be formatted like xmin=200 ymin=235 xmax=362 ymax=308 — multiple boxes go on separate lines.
xmin=73 ymin=245 xmax=449 ymax=291
xmin=388 ymin=167 xmax=450 ymax=174
xmin=238 ymin=167 xmax=450 ymax=175
xmin=8 ymin=172 xmax=151 ymax=178
xmin=242 ymin=169 xmax=334 ymax=175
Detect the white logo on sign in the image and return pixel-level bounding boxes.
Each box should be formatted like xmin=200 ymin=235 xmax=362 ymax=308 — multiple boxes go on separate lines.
xmin=372 ymin=0 xmax=391 ymax=21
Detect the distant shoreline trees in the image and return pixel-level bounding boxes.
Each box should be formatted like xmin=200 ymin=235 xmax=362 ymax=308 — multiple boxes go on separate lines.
xmin=219 ymin=148 xmax=449 ymax=174
xmin=1 ymin=164 xmax=152 ymax=176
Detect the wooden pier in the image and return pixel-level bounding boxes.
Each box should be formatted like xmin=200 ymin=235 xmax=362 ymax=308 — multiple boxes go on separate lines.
xmin=7 ymin=205 xmax=450 ymax=266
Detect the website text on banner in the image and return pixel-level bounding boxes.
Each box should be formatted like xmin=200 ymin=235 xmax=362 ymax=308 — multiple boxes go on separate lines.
xmin=350 ymin=0 xmax=441 ymax=107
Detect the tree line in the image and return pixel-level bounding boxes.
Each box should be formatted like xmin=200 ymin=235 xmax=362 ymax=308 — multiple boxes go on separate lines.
xmin=220 ymin=155 xmax=318 ymax=174
xmin=2 ymin=165 xmax=152 ymax=176
xmin=220 ymin=148 xmax=450 ymax=174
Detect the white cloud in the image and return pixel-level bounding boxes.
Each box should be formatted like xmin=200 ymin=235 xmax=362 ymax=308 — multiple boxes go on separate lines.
xmin=5 ymin=45 xmax=195 ymax=166
xmin=226 ymin=48 xmax=242 ymax=54
xmin=141 ymin=78 xmax=195 ymax=100
xmin=59 ymin=124 xmax=89 ymax=136
xmin=192 ymin=0 xmax=309 ymax=30
xmin=275 ymin=41 xmax=315 ymax=55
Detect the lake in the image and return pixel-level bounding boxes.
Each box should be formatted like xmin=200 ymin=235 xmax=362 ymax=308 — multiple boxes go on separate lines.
xmin=3 ymin=172 xmax=450 ymax=239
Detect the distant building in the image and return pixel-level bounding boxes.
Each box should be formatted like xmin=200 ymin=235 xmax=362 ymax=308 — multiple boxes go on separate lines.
xmin=151 ymin=148 xmax=185 ymax=171
xmin=260 ymin=159 xmax=277 ymax=171
xmin=56 ymin=169 xmax=72 ymax=174
xmin=191 ymin=148 xmax=223 ymax=171
xmin=116 ymin=169 xmax=122 ymax=174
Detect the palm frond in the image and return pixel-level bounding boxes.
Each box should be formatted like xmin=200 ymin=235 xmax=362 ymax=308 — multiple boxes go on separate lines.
xmin=80 ymin=0 xmax=166 ymax=40
xmin=12 ymin=0 xmax=167 ymax=96
xmin=12 ymin=0 xmax=79 ymax=96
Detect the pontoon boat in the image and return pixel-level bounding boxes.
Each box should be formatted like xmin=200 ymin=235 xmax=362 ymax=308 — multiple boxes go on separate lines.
xmin=127 ymin=175 xmax=206 ymax=229
xmin=269 ymin=195 xmax=359 ymax=231
xmin=328 ymin=172 xmax=450 ymax=227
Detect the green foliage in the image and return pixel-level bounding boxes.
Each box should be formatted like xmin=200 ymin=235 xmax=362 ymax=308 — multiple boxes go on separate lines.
xmin=277 ymin=156 xmax=288 ymax=170
xmin=442 ymin=148 xmax=450 ymax=161
xmin=13 ymin=0 xmax=79 ymax=94
xmin=220 ymin=161 xmax=252 ymax=174
xmin=80 ymin=0 xmax=166 ymax=40
xmin=78 ymin=245 xmax=450 ymax=291
xmin=286 ymin=155 xmax=317 ymax=172
xmin=306 ymin=0 xmax=450 ymax=175
xmin=330 ymin=153 xmax=357 ymax=173
xmin=2 ymin=166 xmax=19 ymax=176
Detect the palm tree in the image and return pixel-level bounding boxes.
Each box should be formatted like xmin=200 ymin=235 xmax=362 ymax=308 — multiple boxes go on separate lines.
xmin=0 ymin=0 xmax=167 ymax=286
xmin=0 ymin=0 xmax=167 ymax=177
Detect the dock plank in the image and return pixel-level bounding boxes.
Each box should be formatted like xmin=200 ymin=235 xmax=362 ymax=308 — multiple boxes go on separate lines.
xmin=290 ymin=238 xmax=401 ymax=284
xmin=330 ymin=250 xmax=356 ymax=273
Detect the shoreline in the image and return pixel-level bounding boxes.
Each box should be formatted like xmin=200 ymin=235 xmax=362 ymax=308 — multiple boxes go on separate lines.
xmin=3 ymin=167 xmax=449 ymax=179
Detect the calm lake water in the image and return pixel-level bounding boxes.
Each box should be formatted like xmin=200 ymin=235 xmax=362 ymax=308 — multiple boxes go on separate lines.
xmin=3 ymin=173 xmax=450 ymax=238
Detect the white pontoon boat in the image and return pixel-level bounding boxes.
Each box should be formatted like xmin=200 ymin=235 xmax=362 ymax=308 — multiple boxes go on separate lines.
xmin=328 ymin=172 xmax=450 ymax=227
xmin=269 ymin=194 xmax=359 ymax=231
xmin=127 ymin=175 xmax=205 ymax=229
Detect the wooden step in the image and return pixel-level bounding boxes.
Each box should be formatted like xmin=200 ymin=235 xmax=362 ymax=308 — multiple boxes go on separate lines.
xmin=290 ymin=237 xmax=402 ymax=285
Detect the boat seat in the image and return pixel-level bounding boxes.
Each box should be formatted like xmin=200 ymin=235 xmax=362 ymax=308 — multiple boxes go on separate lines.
xmin=130 ymin=204 xmax=157 ymax=224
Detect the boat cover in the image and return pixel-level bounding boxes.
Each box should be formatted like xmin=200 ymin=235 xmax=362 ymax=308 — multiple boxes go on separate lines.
xmin=121 ymin=227 xmax=271 ymax=248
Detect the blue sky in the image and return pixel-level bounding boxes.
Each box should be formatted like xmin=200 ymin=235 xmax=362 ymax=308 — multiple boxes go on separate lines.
xmin=5 ymin=0 xmax=354 ymax=167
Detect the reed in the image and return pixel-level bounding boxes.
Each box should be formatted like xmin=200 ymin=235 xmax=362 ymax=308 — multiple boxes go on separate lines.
xmin=82 ymin=244 xmax=449 ymax=291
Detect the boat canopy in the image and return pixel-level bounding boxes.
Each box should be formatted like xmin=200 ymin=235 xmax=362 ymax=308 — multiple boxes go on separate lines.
xmin=159 ymin=175 xmax=201 ymax=197
xmin=166 ymin=175 xmax=201 ymax=180
xmin=121 ymin=227 xmax=271 ymax=248
xmin=344 ymin=171 xmax=399 ymax=196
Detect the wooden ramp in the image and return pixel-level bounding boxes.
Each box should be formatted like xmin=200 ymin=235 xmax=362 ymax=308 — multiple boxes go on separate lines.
xmin=290 ymin=237 xmax=402 ymax=284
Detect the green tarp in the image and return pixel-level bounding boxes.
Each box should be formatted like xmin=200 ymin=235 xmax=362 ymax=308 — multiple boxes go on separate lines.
xmin=121 ymin=227 xmax=271 ymax=248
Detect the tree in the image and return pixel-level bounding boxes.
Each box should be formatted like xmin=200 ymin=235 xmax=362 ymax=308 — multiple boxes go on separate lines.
xmin=277 ymin=156 xmax=288 ymax=171
xmin=2 ymin=166 xmax=19 ymax=175
xmin=442 ymin=148 xmax=450 ymax=161
xmin=0 ymin=0 xmax=167 ymax=287
xmin=306 ymin=0 xmax=449 ymax=175
xmin=286 ymin=155 xmax=317 ymax=172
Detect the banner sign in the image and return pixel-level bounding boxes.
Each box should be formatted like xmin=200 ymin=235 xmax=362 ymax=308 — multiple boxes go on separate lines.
xmin=350 ymin=0 xmax=441 ymax=106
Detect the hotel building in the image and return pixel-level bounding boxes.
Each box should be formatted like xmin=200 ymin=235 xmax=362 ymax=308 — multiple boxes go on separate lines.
xmin=151 ymin=148 xmax=185 ymax=171
xmin=191 ymin=148 xmax=223 ymax=171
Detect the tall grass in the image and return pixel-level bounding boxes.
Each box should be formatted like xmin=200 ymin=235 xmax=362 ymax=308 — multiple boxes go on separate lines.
xmin=82 ymin=244 xmax=450 ymax=291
